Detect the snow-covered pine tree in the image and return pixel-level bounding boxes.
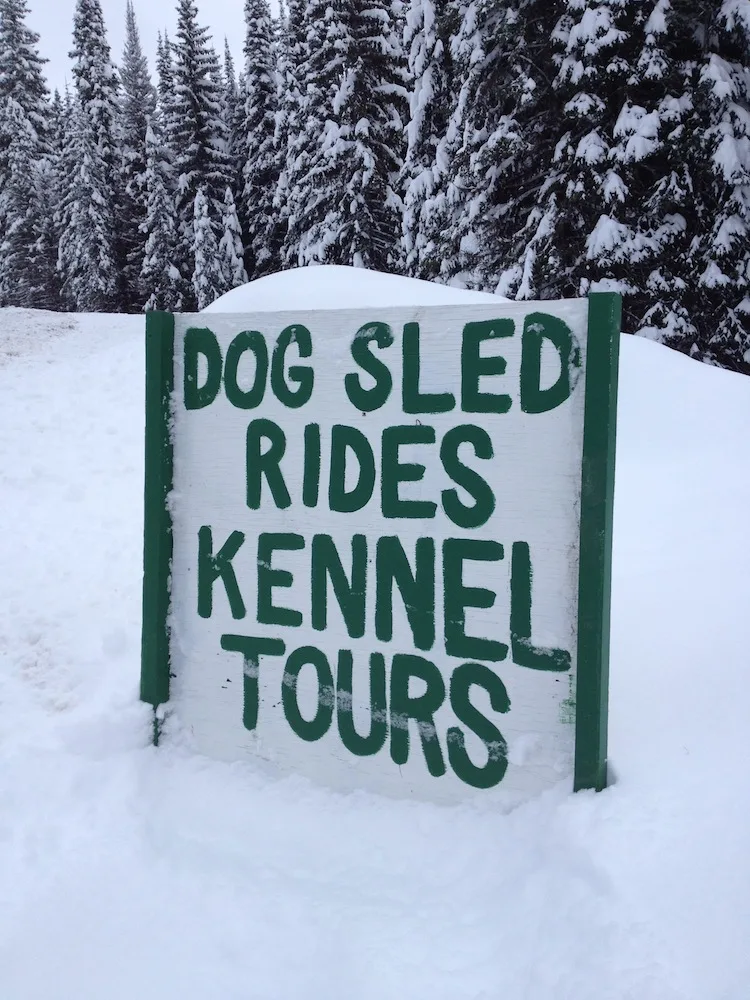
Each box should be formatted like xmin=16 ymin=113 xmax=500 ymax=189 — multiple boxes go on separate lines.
xmin=681 ymin=1 xmax=750 ymax=371
xmin=607 ymin=1 xmax=699 ymax=343
xmin=400 ymin=0 xmax=462 ymax=278
xmin=285 ymin=0 xmax=408 ymax=269
xmin=0 ymin=98 xmax=58 ymax=307
xmin=191 ymin=185 xmax=224 ymax=309
xmin=155 ymin=31 xmax=177 ymax=153
xmin=0 ymin=0 xmax=50 ymax=142
xmin=242 ymin=0 xmax=281 ymax=277
xmin=280 ymin=0 xmax=346 ymax=266
xmin=60 ymin=0 xmax=122 ymax=311
xmin=273 ymin=0 xmax=307 ymax=260
xmin=51 ymin=87 xmax=76 ymax=310
xmin=0 ymin=0 xmax=52 ymax=303
xmin=218 ymin=185 xmax=248 ymax=290
xmin=141 ymin=118 xmax=183 ymax=311
xmin=430 ymin=0 xmax=565 ymax=293
xmin=222 ymin=40 xmax=244 ymax=189
xmin=172 ymin=0 xmax=232 ymax=308
xmin=57 ymin=97 xmax=120 ymax=312
xmin=484 ymin=0 xmax=642 ymax=304
xmin=119 ymin=0 xmax=157 ymax=310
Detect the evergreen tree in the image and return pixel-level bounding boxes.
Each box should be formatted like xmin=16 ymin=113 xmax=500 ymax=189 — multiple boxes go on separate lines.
xmin=682 ymin=1 xmax=750 ymax=371
xmin=218 ymin=185 xmax=248 ymax=289
xmin=51 ymin=87 xmax=76 ymax=310
xmin=273 ymin=0 xmax=307 ymax=259
xmin=172 ymin=0 xmax=232 ymax=307
xmin=284 ymin=0 xmax=408 ymax=269
xmin=141 ymin=119 xmax=183 ymax=311
xmin=401 ymin=0 xmax=461 ymax=278
xmin=242 ymin=0 xmax=281 ymax=276
xmin=155 ymin=31 xmax=177 ymax=151
xmin=281 ymin=0 xmax=348 ymax=266
xmin=0 ymin=98 xmax=57 ymax=306
xmin=0 ymin=0 xmax=52 ymax=300
xmin=119 ymin=0 xmax=156 ymax=309
xmin=603 ymin=1 xmax=698 ymax=343
xmin=191 ymin=185 xmax=224 ymax=308
xmin=0 ymin=0 xmax=50 ymax=140
xmin=57 ymin=98 xmax=120 ymax=311
xmin=60 ymin=0 xmax=122 ymax=310
xmin=222 ymin=39 xmax=245 ymax=188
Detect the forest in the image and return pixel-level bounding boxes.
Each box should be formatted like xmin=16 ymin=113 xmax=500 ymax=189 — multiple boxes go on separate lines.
xmin=0 ymin=0 xmax=748 ymax=373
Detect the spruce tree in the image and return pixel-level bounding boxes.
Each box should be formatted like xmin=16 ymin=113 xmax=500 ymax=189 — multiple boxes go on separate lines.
xmin=60 ymin=0 xmax=122 ymax=311
xmin=218 ymin=185 xmax=248 ymax=290
xmin=242 ymin=0 xmax=280 ymax=276
xmin=0 ymin=0 xmax=50 ymax=141
xmin=119 ymin=0 xmax=156 ymax=309
xmin=172 ymin=0 xmax=231 ymax=307
xmin=57 ymin=98 xmax=120 ymax=311
xmin=191 ymin=185 xmax=224 ymax=308
xmin=155 ymin=31 xmax=177 ymax=154
xmin=273 ymin=0 xmax=307 ymax=260
xmin=284 ymin=0 xmax=408 ymax=269
xmin=141 ymin=119 xmax=183 ymax=311
xmin=0 ymin=0 xmax=52 ymax=302
xmin=401 ymin=0 xmax=461 ymax=279
xmin=0 ymin=98 xmax=57 ymax=306
xmin=222 ymin=40 xmax=245 ymax=190
xmin=683 ymin=1 xmax=750 ymax=371
xmin=605 ymin=1 xmax=698 ymax=342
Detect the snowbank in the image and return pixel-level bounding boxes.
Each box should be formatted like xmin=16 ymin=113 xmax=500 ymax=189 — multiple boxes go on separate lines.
xmin=202 ymin=263 xmax=509 ymax=312
xmin=0 ymin=303 xmax=748 ymax=1000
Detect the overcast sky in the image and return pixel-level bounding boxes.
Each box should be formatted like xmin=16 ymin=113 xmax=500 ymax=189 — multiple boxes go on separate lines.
xmin=26 ymin=0 xmax=246 ymax=93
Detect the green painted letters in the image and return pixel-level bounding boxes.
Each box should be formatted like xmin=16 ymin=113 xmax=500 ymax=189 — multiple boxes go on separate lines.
xmin=461 ymin=319 xmax=514 ymax=414
xmin=345 ymin=321 xmax=394 ymax=412
xmin=329 ymin=424 xmax=376 ymax=513
xmin=221 ymin=633 xmax=286 ymax=731
xmin=246 ymin=419 xmax=291 ymax=510
xmin=402 ymin=322 xmax=455 ymax=414
xmin=510 ymin=541 xmax=571 ymax=671
xmin=440 ymin=424 xmax=496 ymax=529
xmin=447 ymin=662 xmax=510 ymax=789
xmin=302 ymin=423 xmax=321 ymax=507
xmin=336 ymin=650 xmax=388 ymax=757
xmin=184 ymin=327 xmax=222 ymax=410
xmin=520 ymin=313 xmax=581 ymax=414
xmin=311 ymin=534 xmax=367 ymax=638
xmin=389 ymin=654 xmax=446 ymax=777
xmin=224 ymin=330 xmax=268 ymax=409
xmin=381 ymin=424 xmax=437 ymax=519
xmin=197 ymin=526 xmax=246 ymax=619
xmin=282 ymin=646 xmax=335 ymax=741
xmin=271 ymin=324 xmax=314 ymax=408
xmin=257 ymin=533 xmax=305 ymax=627
xmin=375 ymin=536 xmax=435 ymax=650
xmin=443 ymin=538 xmax=507 ymax=661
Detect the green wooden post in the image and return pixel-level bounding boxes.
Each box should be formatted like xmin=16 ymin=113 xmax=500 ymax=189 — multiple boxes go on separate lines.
xmin=574 ymin=292 xmax=621 ymax=792
xmin=140 ymin=311 xmax=175 ymax=740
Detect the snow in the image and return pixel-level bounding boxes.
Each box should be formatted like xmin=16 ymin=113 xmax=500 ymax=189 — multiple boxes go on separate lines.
xmin=202 ymin=263 xmax=510 ymax=312
xmin=1 ymin=289 xmax=749 ymax=999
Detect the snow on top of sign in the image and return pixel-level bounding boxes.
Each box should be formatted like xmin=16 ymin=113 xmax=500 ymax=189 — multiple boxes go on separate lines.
xmin=202 ymin=263 xmax=509 ymax=313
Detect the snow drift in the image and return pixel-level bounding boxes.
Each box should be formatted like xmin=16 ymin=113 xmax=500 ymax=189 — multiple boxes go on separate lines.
xmin=202 ymin=263 xmax=509 ymax=312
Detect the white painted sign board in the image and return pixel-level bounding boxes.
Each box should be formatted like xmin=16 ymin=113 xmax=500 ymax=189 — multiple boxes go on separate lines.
xmin=141 ymin=296 xmax=620 ymax=807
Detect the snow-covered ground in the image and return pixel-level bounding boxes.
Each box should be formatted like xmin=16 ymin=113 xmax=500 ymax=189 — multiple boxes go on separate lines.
xmin=0 ymin=278 xmax=749 ymax=999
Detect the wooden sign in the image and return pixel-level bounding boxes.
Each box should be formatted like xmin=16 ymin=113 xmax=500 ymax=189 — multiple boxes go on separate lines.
xmin=141 ymin=295 xmax=620 ymax=806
